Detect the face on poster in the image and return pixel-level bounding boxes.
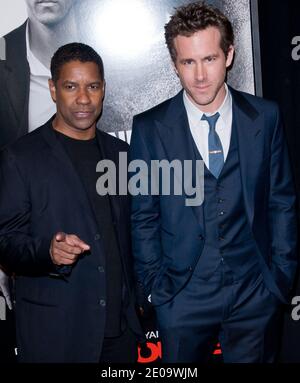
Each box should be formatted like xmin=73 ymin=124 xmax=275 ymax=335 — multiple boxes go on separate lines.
xmin=0 ymin=0 xmax=255 ymax=140
xmin=25 ymin=0 xmax=75 ymax=25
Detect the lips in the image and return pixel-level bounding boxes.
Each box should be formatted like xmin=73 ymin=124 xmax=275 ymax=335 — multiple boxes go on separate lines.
xmin=73 ymin=111 xmax=94 ymax=119
xmin=192 ymin=85 xmax=211 ymax=94
xmin=36 ymin=1 xmax=58 ymax=5
xmin=194 ymin=84 xmax=210 ymax=91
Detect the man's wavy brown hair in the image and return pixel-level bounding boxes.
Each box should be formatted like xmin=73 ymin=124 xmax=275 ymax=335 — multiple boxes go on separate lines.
xmin=165 ymin=1 xmax=234 ymax=63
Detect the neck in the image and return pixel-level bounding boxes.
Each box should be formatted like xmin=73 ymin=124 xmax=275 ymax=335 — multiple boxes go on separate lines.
xmin=28 ymin=9 xmax=78 ymax=68
xmin=52 ymin=118 xmax=96 ymax=141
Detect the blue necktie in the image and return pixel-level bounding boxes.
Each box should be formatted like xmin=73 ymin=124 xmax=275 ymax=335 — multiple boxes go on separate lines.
xmin=201 ymin=112 xmax=224 ymax=178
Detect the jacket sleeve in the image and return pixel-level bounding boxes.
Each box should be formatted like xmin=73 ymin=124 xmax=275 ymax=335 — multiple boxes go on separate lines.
xmin=0 ymin=148 xmax=56 ymax=275
xmin=129 ymin=116 xmax=163 ymax=297
xmin=269 ymin=104 xmax=298 ymax=297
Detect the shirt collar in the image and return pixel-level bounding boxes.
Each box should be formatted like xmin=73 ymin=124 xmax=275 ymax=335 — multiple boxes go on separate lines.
xmin=183 ymin=83 xmax=232 ymax=127
xmin=26 ymin=21 xmax=51 ymax=77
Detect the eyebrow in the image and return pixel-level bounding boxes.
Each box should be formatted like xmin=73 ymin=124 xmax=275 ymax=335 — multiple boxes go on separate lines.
xmin=178 ymin=58 xmax=195 ymax=63
xmin=179 ymin=53 xmax=220 ymax=62
xmin=203 ymin=53 xmax=220 ymax=59
xmin=62 ymin=80 xmax=102 ymax=85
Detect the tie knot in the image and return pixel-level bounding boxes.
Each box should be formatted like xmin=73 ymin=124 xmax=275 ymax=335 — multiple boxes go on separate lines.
xmin=201 ymin=112 xmax=220 ymax=130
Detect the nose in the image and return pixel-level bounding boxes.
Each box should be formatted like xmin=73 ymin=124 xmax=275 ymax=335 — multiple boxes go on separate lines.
xmin=195 ymin=62 xmax=206 ymax=82
xmin=76 ymin=88 xmax=91 ymax=105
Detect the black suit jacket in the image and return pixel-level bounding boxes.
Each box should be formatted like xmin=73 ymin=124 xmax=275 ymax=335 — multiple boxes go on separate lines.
xmin=0 ymin=119 xmax=143 ymax=362
xmin=0 ymin=22 xmax=29 ymax=149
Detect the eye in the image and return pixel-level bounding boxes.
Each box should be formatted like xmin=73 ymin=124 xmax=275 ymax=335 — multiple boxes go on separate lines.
xmin=183 ymin=59 xmax=194 ymax=65
xmin=205 ymin=56 xmax=216 ymax=63
xmin=64 ymin=84 xmax=76 ymax=90
xmin=89 ymin=84 xmax=100 ymax=90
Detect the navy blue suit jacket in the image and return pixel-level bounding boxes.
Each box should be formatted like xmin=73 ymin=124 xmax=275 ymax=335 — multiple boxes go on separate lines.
xmin=130 ymin=88 xmax=298 ymax=306
xmin=0 ymin=119 xmax=143 ymax=362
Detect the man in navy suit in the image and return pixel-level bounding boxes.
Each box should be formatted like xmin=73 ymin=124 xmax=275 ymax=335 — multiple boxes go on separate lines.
xmin=130 ymin=1 xmax=298 ymax=363
xmin=0 ymin=42 xmax=143 ymax=362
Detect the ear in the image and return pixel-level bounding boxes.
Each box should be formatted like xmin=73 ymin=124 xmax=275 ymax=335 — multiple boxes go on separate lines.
xmin=102 ymin=79 xmax=106 ymax=100
xmin=225 ymin=45 xmax=235 ymax=68
xmin=48 ymin=79 xmax=57 ymax=103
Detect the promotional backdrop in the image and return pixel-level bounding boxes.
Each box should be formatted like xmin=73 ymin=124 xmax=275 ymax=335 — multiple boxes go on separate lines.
xmin=0 ymin=0 xmax=257 ymax=142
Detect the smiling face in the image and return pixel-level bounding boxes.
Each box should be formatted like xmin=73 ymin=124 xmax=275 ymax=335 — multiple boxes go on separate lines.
xmin=49 ymin=60 xmax=105 ymax=140
xmin=174 ymin=26 xmax=234 ymax=113
xmin=25 ymin=0 xmax=75 ymax=26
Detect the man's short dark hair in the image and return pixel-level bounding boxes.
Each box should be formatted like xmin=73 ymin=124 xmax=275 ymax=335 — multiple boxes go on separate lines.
xmin=164 ymin=1 xmax=234 ymax=63
xmin=50 ymin=42 xmax=104 ymax=83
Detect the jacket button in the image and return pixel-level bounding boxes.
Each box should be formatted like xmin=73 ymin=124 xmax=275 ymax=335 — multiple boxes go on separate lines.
xmin=94 ymin=233 xmax=101 ymax=241
xmin=98 ymin=266 xmax=104 ymax=273
xmin=99 ymin=299 xmax=106 ymax=307
xmin=199 ymin=235 xmax=204 ymax=240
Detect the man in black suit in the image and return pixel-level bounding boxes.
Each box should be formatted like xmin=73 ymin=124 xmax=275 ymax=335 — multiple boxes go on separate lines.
xmin=0 ymin=0 xmax=79 ymax=325
xmin=0 ymin=42 xmax=143 ymax=362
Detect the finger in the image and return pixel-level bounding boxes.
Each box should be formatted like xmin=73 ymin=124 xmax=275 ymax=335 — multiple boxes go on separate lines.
xmin=66 ymin=234 xmax=90 ymax=250
xmin=56 ymin=249 xmax=78 ymax=262
xmin=55 ymin=232 xmax=66 ymax=242
xmin=58 ymin=258 xmax=75 ymax=266
xmin=51 ymin=248 xmax=78 ymax=265
xmin=65 ymin=235 xmax=90 ymax=251
xmin=54 ymin=241 xmax=83 ymax=255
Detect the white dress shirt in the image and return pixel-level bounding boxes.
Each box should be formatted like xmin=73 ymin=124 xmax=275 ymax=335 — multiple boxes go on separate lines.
xmin=26 ymin=22 xmax=56 ymax=132
xmin=183 ymin=84 xmax=233 ymax=169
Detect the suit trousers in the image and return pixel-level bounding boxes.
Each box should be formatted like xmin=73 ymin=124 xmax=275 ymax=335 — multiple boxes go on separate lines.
xmin=155 ymin=262 xmax=282 ymax=363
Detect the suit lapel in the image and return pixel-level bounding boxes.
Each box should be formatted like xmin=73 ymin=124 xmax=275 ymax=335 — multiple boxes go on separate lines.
xmin=155 ymin=91 xmax=204 ymax=229
xmin=155 ymin=91 xmax=195 ymax=164
xmin=230 ymin=88 xmax=264 ymax=228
